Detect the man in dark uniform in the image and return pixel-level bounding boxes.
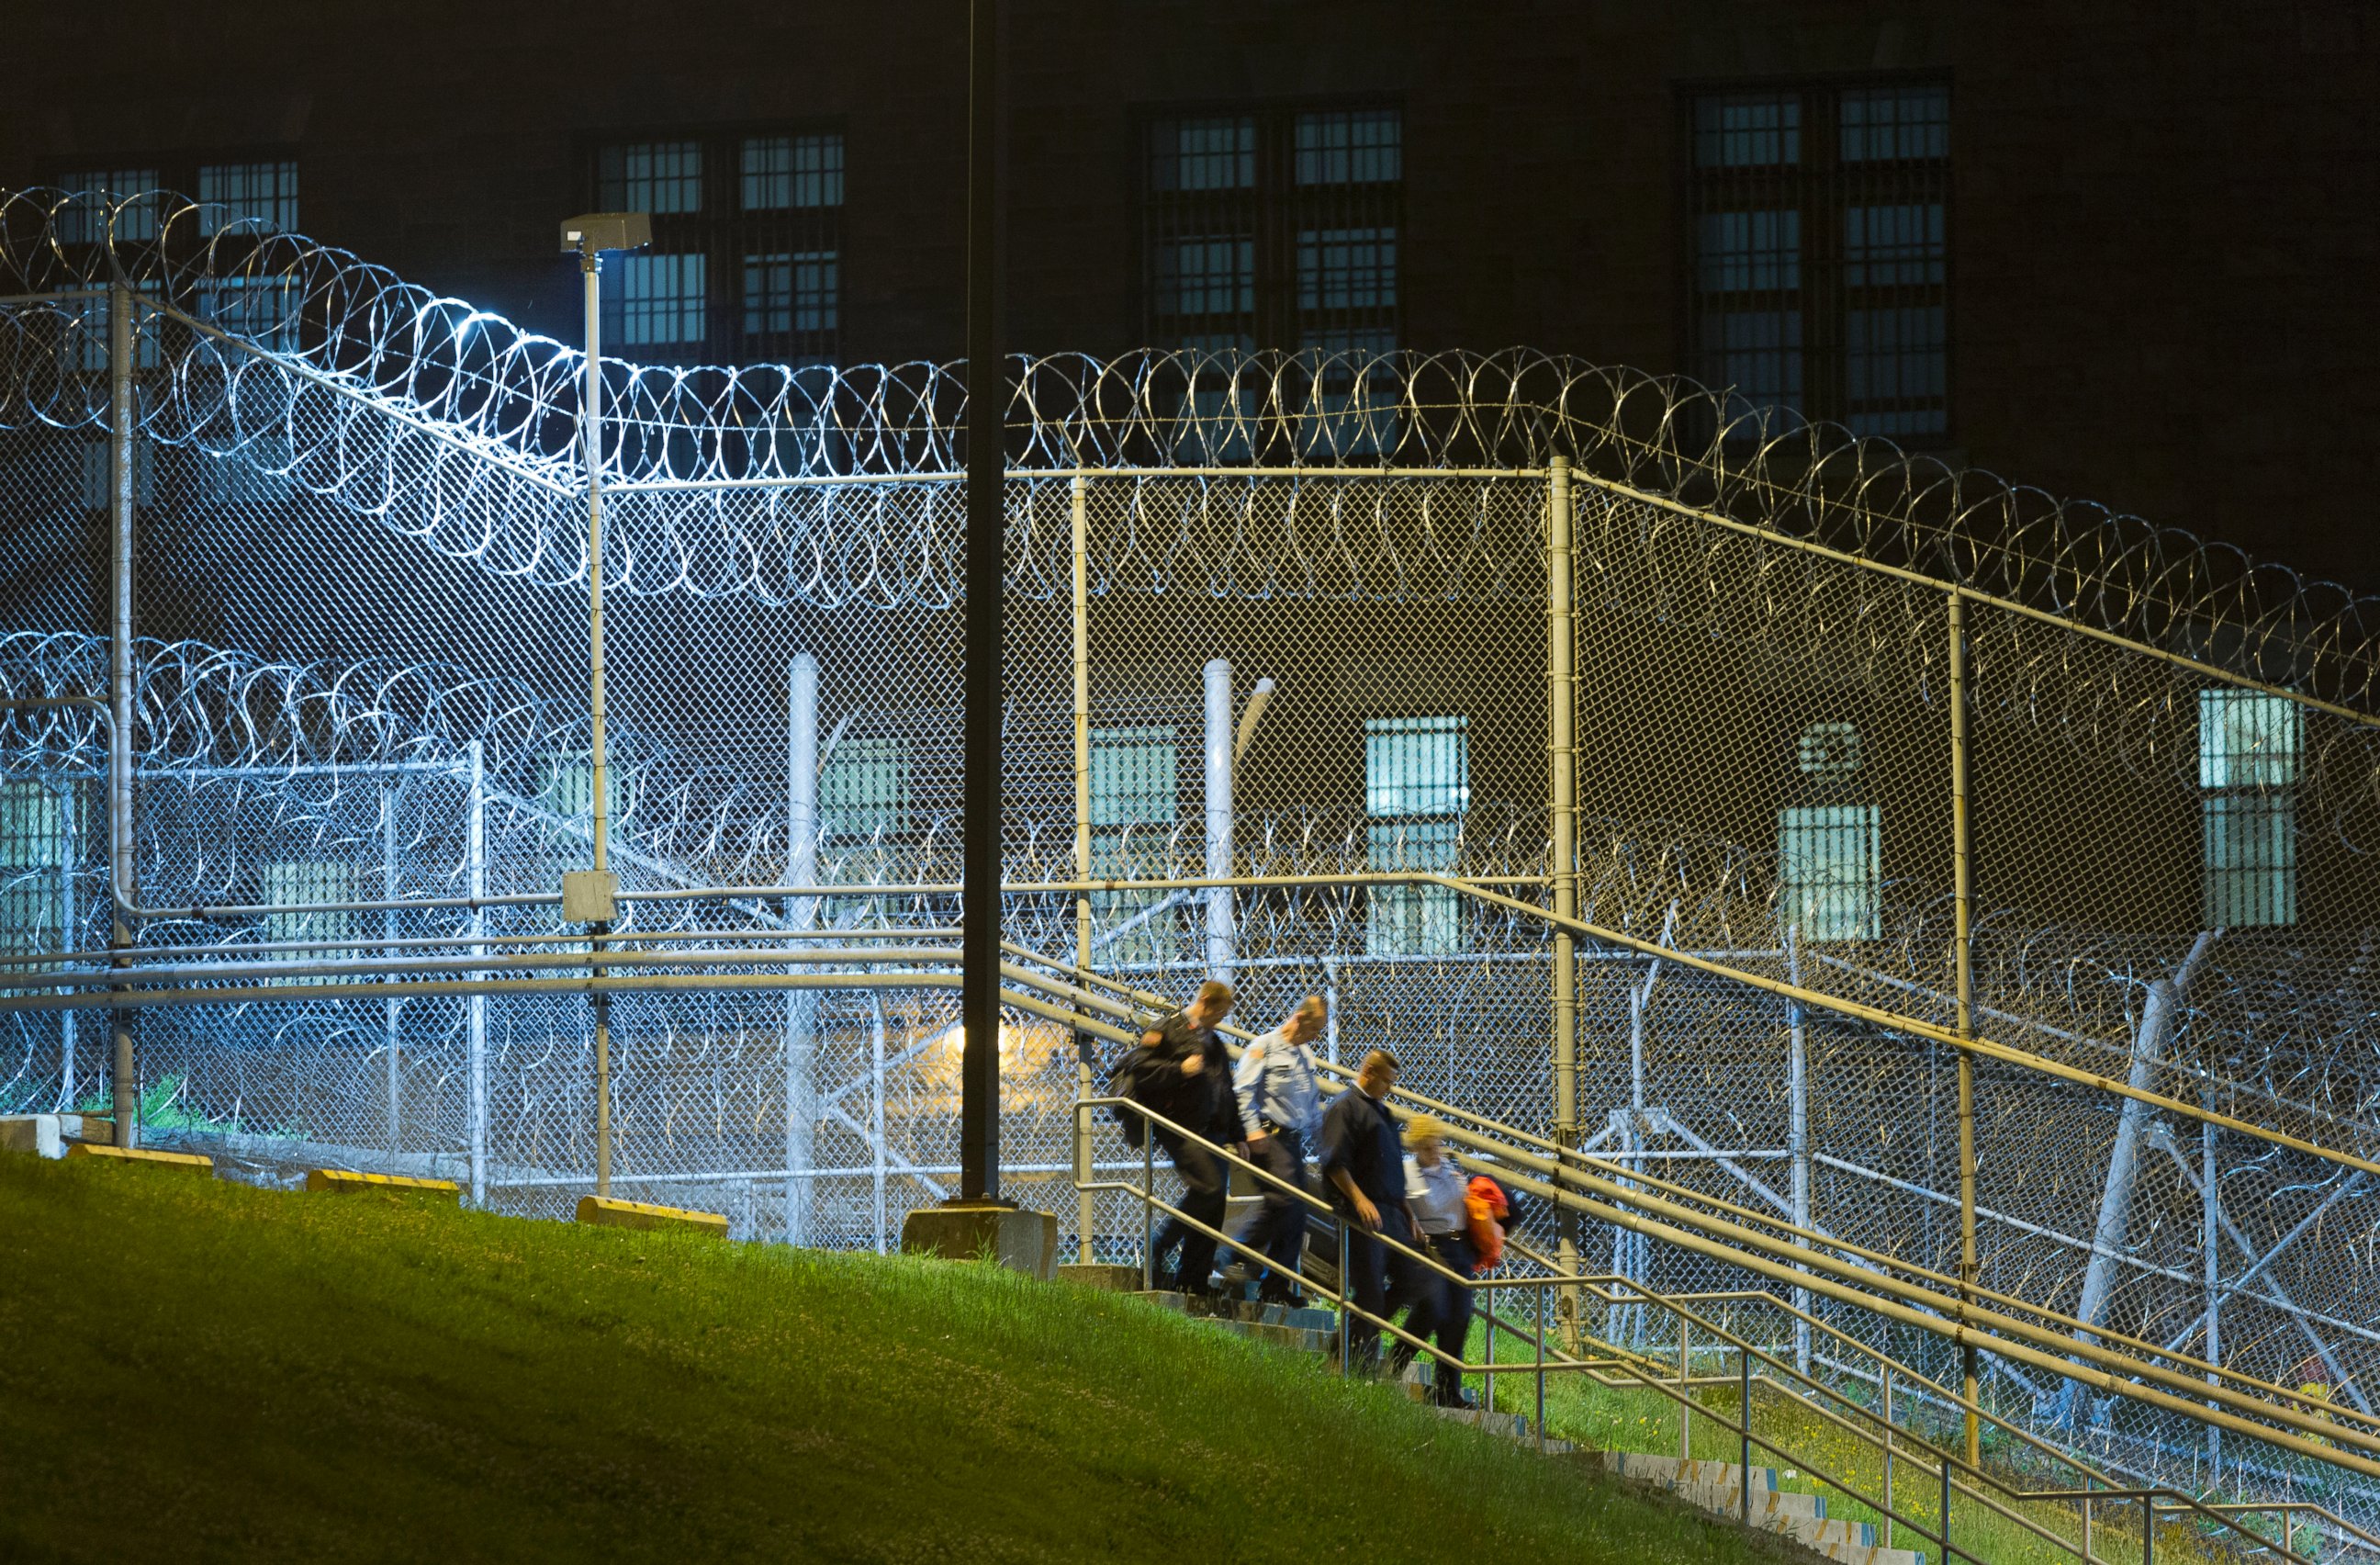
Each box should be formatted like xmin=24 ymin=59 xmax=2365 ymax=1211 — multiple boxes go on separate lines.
xmin=1139 ymin=979 xmax=1243 ymax=1296
xmin=1317 ymin=1047 xmax=1423 ymax=1371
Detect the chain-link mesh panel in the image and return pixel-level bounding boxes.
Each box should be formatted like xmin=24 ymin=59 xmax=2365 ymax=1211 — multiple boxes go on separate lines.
xmin=6 ymin=188 xmax=2380 ymax=1539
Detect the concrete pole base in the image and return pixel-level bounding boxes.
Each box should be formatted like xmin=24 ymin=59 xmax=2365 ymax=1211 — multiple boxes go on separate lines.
xmin=899 ymin=1199 xmax=1058 ymax=1279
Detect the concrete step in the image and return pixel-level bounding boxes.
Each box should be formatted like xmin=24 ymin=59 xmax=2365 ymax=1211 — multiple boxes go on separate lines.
xmin=1598 ymin=1451 xmax=1926 ymax=1565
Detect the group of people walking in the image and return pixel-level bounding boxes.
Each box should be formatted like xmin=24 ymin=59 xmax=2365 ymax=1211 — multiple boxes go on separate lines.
xmin=1123 ymin=980 xmax=1509 ymax=1407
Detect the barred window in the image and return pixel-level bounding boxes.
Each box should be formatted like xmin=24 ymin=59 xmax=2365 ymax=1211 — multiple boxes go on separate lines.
xmin=605 ymin=253 xmax=708 ymax=347
xmin=598 ymin=141 xmax=703 ymax=214
xmin=1090 ymin=726 xmax=1180 ymax=965
xmin=1366 ymin=715 xmax=1465 ymax=956
xmin=196 ymin=160 xmax=299 ymax=233
xmin=821 ymin=737 xmax=907 ymax=841
xmin=2199 ymin=690 xmax=2300 ymax=927
xmin=56 ymin=170 xmax=162 ymax=245
xmin=742 ymin=134 xmax=844 ymax=210
xmin=1140 ymin=104 xmax=1400 ymax=353
xmin=1779 ymin=806 xmax=1880 ymax=941
xmin=1780 ymin=720 xmax=1878 ymax=940
xmin=591 ymin=129 xmax=843 ymax=365
xmin=73 ymin=282 xmax=164 ymax=377
xmin=1295 ymin=109 xmax=1401 ymax=186
xmin=261 ymin=860 xmax=363 ymax=984
xmin=537 ymin=755 xmax=628 ymax=858
xmin=1684 ymin=80 xmax=1950 ymax=441
xmin=0 ymin=782 xmax=69 ymax=994
xmin=744 ymin=251 xmax=838 ymax=336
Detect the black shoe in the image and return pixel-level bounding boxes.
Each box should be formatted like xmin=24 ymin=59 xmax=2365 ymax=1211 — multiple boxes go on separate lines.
xmin=1257 ymin=1282 xmax=1303 ymax=1306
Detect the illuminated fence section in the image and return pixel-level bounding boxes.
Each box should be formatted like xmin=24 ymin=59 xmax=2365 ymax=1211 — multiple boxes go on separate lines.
xmin=6 ymin=190 xmax=2380 ymax=1538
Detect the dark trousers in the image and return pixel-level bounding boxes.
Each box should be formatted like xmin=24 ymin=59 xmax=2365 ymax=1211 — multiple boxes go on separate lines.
xmin=1149 ymin=1124 xmax=1228 ymax=1289
xmin=1412 ymin=1232 xmax=1477 ymax=1404
xmin=1227 ymin=1128 xmax=1311 ymax=1290
xmin=1342 ymin=1208 xmax=1429 ymax=1371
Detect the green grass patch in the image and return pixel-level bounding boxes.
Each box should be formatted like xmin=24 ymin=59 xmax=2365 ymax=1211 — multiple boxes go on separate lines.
xmin=2 ymin=1157 xmax=1820 ymax=1564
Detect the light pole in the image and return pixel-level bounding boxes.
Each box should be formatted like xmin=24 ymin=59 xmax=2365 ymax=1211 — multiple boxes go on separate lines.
xmin=558 ymin=212 xmax=649 ymax=1199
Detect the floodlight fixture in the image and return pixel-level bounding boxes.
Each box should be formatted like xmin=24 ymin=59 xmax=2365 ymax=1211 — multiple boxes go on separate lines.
xmin=558 ymin=212 xmax=651 ymax=258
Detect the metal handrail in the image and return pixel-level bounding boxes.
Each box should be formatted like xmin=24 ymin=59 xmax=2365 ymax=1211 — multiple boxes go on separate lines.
xmin=1005 ymin=934 xmax=2380 ymax=1441
xmin=1073 ymin=1095 xmax=2330 ymax=1565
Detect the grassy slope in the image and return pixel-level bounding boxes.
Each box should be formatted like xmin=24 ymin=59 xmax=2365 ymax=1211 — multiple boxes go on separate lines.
xmin=1 ymin=1158 xmax=1811 ymax=1565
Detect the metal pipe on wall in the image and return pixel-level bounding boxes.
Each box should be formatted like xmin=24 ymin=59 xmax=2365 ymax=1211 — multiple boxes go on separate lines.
xmin=1204 ymin=658 xmax=1234 ymax=985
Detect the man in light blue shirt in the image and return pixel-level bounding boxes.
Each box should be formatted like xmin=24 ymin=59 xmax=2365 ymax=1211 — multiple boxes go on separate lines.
xmin=1216 ymin=995 xmax=1327 ymax=1303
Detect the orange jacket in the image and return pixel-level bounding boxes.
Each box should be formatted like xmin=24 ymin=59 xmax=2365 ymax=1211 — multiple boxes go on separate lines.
xmin=1465 ymin=1175 xmax=1510 ymax=1272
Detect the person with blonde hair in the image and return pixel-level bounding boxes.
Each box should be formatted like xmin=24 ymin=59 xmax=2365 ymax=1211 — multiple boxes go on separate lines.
xmin=1393 ymin=1112 xmax=1477 ymax=1407
xmin=1215 ymin=994 xmax=1328 ymax=1303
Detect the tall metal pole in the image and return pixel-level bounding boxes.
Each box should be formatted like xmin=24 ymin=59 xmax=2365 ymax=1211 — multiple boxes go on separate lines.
xmin=1786 ymin=923 xmax=1812 ymax=1375
xmin=581 ymin=246 xmax=613 ymax=1199
xmin=958 ymin=0 xmax=1004 ymax=1204
xmin=1072 ymin=474 xmax=1095 ymax=1261
xmin=1203 ymin=659 xmax=1234 ymax=984
xmin=108 ymin=282 xmax=137 ymax=1152
xmin=2203 ymin=1107 xmax=2222 ymax=1478
xmin=384 ymin=782 xmax=400 ymax=1157
xmin=1547 ymin=456 xmax=1580 ymax=1344
xmin=786 ymin=653 xmax=820 ymax=1244
xmin=1948 ymin=586 xmax=1980 ymax=1466
xmin=467 ymin=740 xmax=487 ymax=1206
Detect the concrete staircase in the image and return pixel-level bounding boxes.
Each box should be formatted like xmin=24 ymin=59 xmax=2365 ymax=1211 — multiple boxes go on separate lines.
xmin=1598 ymin=1452 xmax=1929 ymax=1565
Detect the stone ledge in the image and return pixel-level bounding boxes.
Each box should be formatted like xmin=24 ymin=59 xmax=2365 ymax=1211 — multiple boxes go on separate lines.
xmin=575 ymin=1195 xmax=729 ymax=1237
xmin=306 ymin=1168 xmax=462 ymax=1202
xmin=899 ymin=1201 xmax=1057 ymax=1279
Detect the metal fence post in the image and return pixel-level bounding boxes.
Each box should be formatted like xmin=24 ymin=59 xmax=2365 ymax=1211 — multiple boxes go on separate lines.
xmin=578 ymin=238 xmax=615 ymax=1202
xmin=785 ymin=652 xmax=820 ymax=1245
xmin=1546 ymin=455 xmax=1581 ymax=1351
xmin=1948 ymin=585 xmax=1980 ymax=1466
xmin=1940 ymin=1449 xmax=1953 ymax=1565
xmin=1072 ymin=473 xmax=1095 ymax=1264
xmin=466 ymin=740 xmax=487 ymax=1206
xmin=1786 ymin=924 xmax=1812 ymax=1375
xmin=107 ymin=280 xmax=137 ymax=1152
xmin=1535 ymin=1282 xmax=1547 ymax=1452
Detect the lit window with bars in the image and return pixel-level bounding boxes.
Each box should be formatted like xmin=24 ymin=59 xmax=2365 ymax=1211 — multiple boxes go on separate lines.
xmin=1779 ymin=720 xmax=1878 ymax=941
xmin=261 ymin=860 xmax=363 ymax=984
xmin=1684 ymin=81 xmax=1950 ymax=440
xmin=196 ymin=160 xmax=299 ymax=233
xmin=1141 ymin=105 xmax=1401 ymax=354
xmin=1365 ymin=715 xmax=1465 ymax=956
xmin=744 ymin=251 xmax=838 ymax=335
xmin=55 ymin=170 xmax=162 ymax=245
xmin=2198 ymin=690 xmax=2300 ymax=928
xmin=0 ymin=781 xmax=70 ymax=994
xmin=593 ymin=130 xmax=844 ymax=364
xmin=598 ymin=141 xmax=703 ymax=214
xmin=604 ymin=253 xmax=708 ymax=347
xmin=821 ymin=737 xmax=907 ymax=841
xmin=742 ymin=134 xmax=844 ymax=210
xmin=1089 ymin=726 xmax=1180 ymax=965
xmin=536 ymin=756 xmax=628 ymax=860
xmin=73 ymin=282 xmax=163 ymax=377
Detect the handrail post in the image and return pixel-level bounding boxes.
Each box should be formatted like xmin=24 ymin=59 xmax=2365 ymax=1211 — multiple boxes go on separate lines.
xmin=1881 ymin=1363 xmax=1895 ymax=1548
xmin=1143 ymin=1129 xmax=1156 ymax=1291
xmin=1679 ymin=1315 xmax=1692 ymax=1459
xmin=1483 ymin=1282 xmax=1496 ymax=1413
xmin=1739 ymin=1340 xmax=1751 ymax=1524
xmin=1546 ymin=454 xmax=1580 ymax=1351
xmin=1948 ymin=585 xmax=1981 ymax=1467
xmin=1940 ymin=1450 xmax=1953 ymax=1565
xmin=2082 ymin=1478 xmax=2092 ymax=1560
xmin=1340 ymin=1221 xmax=1353 ymax=1379
xmin=2143 ymin=1493 xmax=2153 ymax=1565
xmin=1535 ymin=1282 xmax=1547 ymax=1452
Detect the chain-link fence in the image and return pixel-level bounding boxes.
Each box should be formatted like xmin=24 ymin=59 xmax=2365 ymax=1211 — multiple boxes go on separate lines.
xmin=5 ymin=189 xmax=2379 ymax=1537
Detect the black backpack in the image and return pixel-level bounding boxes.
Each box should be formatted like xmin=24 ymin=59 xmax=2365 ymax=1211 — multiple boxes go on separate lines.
xmin=1104 ymin=1030 xmax=1168 ymax=1148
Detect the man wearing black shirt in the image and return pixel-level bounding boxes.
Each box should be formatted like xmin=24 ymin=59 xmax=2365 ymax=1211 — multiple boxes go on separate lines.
xmin=1317 ymin=1047 xmax=1424 ymax=1371
xmin=1139 ymin=979 xmax=1243 ymax=1295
